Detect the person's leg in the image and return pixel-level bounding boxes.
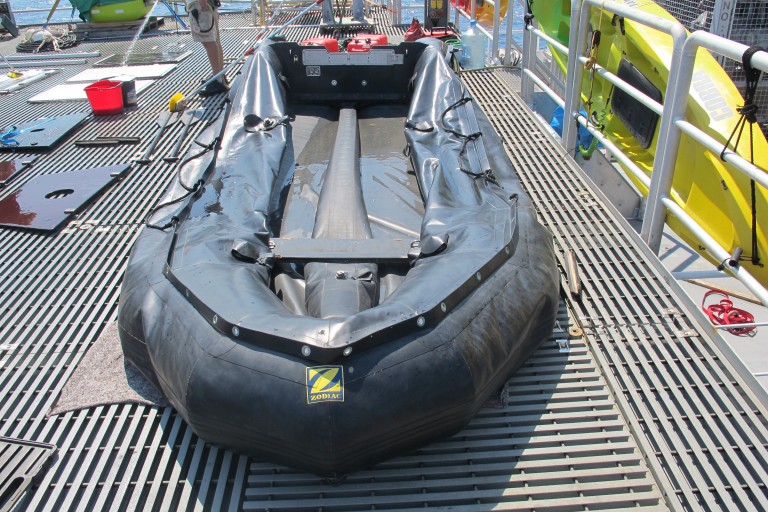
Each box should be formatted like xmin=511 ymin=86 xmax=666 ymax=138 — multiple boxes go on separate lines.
xmin=200 ymin=37 xmax=228 ymax=94
xmin=188 ymin=2 xmax=228 ymax=95
xmin=352 ymin=0 xmax=365 ymax=21
xmin=202 ymin=40 xmax=223 ymax=75
xmin=322 ymin=0 xmax=334 ymax=23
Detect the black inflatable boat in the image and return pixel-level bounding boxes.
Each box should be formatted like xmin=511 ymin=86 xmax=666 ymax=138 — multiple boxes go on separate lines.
xmin=118 ymin=38 xmax=559 ymax=477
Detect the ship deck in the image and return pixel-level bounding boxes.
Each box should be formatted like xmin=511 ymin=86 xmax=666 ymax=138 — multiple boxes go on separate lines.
xmin=0 ymin=7 xmax=767 ymax=511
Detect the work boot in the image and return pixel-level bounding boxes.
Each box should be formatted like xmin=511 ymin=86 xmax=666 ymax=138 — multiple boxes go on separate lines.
xmin=199 ymin=76 xmax=230 ymax=96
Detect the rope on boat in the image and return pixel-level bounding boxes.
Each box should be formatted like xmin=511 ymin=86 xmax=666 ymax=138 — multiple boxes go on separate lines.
xmin=580 ymin=26 xmax=603 ymax=159
xmin=523 ymin=0 xmax=534 ymax=28
xmin=145 ymin=137 xmax=219 ymax=230
xmin=719 ymin=45 xmax=764 ymax=269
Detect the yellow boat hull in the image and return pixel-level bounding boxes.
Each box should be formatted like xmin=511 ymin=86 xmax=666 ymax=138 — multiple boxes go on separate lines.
xmin=90 ymin=0 xmax=153 ymax=23
xmin=531 ymin=0 xmax=768 ymax=286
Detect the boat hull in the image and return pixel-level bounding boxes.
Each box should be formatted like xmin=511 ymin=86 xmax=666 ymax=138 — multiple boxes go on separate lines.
xmin=119 ymin=209 xmax=557 ymax=475
xmin=531 ymin=0 xmax=768 ymax=284
xmin=90 ymin=0 xmax=152 ymax=23
xmin=118 ymin=40 xmax=559 ymax=476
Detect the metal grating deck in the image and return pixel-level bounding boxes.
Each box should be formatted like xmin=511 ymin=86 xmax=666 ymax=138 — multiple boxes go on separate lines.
xmin=462 ymin=69 xmax=768 ymax=511
xmin=0 ymin=5 xmax=763 ymax=510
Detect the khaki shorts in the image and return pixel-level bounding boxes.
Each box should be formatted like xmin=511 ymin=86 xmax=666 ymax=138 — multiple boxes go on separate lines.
xmin=187 ymin=0 xmax=219 ymax=43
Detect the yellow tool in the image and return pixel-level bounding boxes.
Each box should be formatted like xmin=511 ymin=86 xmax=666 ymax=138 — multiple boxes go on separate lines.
xmin=169 ymin=92 xmax=186 ymax=113
xmin=0 ymin=53 xmax=23 ymax=79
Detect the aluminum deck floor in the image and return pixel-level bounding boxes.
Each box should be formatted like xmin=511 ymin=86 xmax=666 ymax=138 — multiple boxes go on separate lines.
xmin=0 ymin=7 xmax=765 ymax=511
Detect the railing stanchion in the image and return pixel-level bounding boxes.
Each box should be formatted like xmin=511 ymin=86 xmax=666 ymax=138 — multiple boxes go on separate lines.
xmin=640 ymin=24 xmax=692 ymax=254
xmin=504 ymin=0 xmax=514 ymax=66
xmin=562 ymin=0 xmax=588 ymax=153
xmin=491 ymin=0 xmax=501 ymax=63
xmin=521 ymin=21 xmax=537 ymax=104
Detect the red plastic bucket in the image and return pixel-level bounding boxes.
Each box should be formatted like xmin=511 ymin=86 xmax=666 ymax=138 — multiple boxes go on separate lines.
xmin=84 ymin=80 xmax=124 ymax=116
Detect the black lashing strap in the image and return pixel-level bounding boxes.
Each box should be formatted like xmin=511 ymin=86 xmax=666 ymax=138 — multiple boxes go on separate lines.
xmin=719 ymin=45 xmax=765 ymax=267
xmin=524 ymin=0 xmax=534 ymax=27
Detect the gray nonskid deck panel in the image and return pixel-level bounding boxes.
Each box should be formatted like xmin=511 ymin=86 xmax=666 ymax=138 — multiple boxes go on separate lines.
xmin=462 ymin=69 xmax=768 ymax=511
xmin=0 ymin=7 xmax=761 ymax=511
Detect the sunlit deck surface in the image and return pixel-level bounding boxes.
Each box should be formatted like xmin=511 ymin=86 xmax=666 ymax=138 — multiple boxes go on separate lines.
xmin=0 ymin=7 xmax=767 ymax=511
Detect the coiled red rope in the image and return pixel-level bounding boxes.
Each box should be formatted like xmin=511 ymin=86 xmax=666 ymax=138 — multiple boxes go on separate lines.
xmin=701 ymin=289 xmax=756 ymax=336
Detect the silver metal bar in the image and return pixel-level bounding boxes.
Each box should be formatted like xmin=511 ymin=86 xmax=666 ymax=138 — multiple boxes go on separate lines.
xmin=194 ymin=445 xmax=219 ymax=511
xmin=118 ymin=408 xmax=173 ymax=508
xmin=228 ymin=455 xmax=248 ymax=511
xmin=212 ymin=450 xmax=234 ymax=511
xmin=503 ymin=1 xmax=513 ymax=66
xmin=672 ymin=269 xmax=728 ymax=279
xmin=528 ymin=26 xmax=568 ymax=57
xmin=145 ymin=413 xmax=186 ymax=506
xmin=712 ymin=322 xmax=768 ymax=329
xmin=75 ymin=405 xmax=129 ymax=508
xmin=520 ymin=21 xmax=538 ymax=104
xmin=96 ymin=406 xmax=160 ymax=510
xmin=575 ymin=55 xmax=664 ymax=115
xmin=4 ymin=52 xmax=101 ymax=60
xmin=561 ymin=0 xmax=586 ymax=153
xmin=491 ymin=0 xmax=500 ymax=63
xmin=159 ymin=426 xmax=195 ymax=510
xmin=0 ymin=60 xmax=87 ymax=67
xmin=177 ymin=433 xmax=207 ymax=510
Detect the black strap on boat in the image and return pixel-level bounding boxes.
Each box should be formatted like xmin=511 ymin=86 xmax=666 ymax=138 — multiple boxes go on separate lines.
xmin=611 ymin=14 xmax=625 ymax=36
xmin=145 ymin=136 xmax=218 ymax=230
xmin=719 ymin=45 xmax=764 ymax=267
xmin=524 ymin=0 xmax=534 ymax=28
xmin=440 ymin=93 xmax=497 ymax=185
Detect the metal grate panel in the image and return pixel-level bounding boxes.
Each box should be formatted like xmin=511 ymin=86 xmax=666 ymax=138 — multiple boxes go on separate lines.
xmin=463 ymin=68 xmax=768 ymax=511
xmin=0 ymin=437 xmax=55 ymax=512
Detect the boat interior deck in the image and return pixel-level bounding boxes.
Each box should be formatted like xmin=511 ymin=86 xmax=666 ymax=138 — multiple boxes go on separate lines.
xmin=0 ymin=6 xmax=767 ymax=511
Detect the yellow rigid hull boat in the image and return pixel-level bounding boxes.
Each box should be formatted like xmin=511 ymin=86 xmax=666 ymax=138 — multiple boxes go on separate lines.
xmin=90 ymin=0 xmax=153 ymax=23
xmin=531 ymin=0 xmax=768 ymax=285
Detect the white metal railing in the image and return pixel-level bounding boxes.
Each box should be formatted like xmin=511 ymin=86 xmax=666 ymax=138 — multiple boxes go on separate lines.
xmin=515 ymin=0 xmax=768 ymax=308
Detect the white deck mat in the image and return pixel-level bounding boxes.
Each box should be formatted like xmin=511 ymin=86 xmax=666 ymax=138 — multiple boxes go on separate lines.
xmin=66 ymin=63 xmax=177 ymax=82
xmin=28 ymin=79 xmax=154 ymax=102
